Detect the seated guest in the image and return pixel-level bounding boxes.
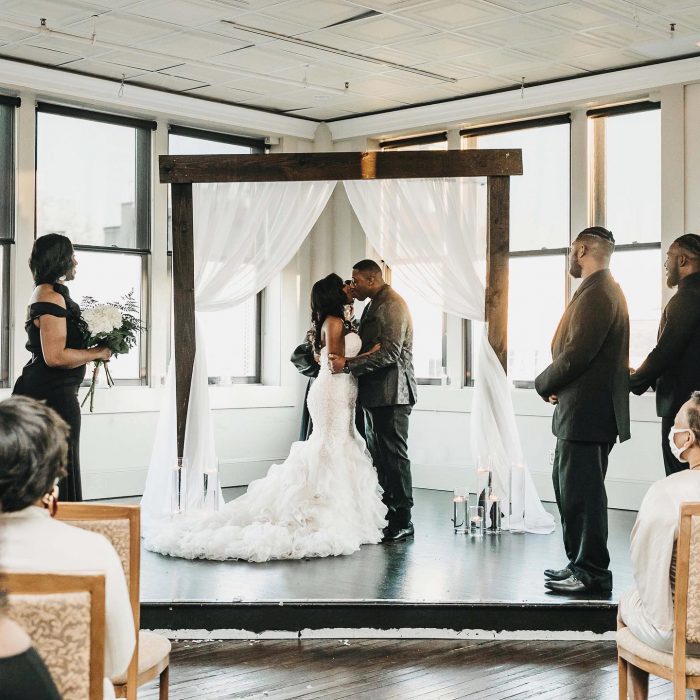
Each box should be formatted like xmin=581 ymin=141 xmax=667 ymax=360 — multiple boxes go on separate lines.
xmin=0 ymin=396 xmax=134 ymax=700
xmin=620 ymin=391 xmax=700 ymax=699
xmin=0 ymin=589 xmax=61 ymax=700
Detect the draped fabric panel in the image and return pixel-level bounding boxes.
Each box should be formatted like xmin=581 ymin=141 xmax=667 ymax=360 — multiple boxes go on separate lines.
xmin=344 ymin=178 xmax=554 ymax=534
xmin=141 ymin=181 xmax=336 ymax=531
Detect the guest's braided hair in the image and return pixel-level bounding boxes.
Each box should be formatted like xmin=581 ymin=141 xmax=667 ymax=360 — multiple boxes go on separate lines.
xmin=0 ymin=396 xmax=69 ymax=514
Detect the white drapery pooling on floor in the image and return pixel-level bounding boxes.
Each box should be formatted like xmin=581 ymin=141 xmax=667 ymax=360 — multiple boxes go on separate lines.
xmin=344 ymin=178 xmax=554 ymax=534
xmin=141 ymin=181 xmax=336 ymax=532
xmin=142 ymin=177 xmax=554 ymax=536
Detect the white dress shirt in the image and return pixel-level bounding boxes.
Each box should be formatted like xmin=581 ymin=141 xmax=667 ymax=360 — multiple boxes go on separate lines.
xmin=0 ymin=506 xmax=135 ymax=700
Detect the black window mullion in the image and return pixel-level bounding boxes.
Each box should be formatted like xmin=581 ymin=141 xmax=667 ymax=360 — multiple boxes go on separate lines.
xmin=37 ymin=102 xmax=157 ymax=131
xmin=169 ymin=124 xmax=265 ymax=152
xmin=136 ymin=128 xmax=151 ymax=251
xmin=0 ymin=104 xmax=14 ymax=242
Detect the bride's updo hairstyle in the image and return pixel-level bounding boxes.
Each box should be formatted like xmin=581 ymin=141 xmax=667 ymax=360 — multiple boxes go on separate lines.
xmin=29 ymin=233 xmax=74 ymax=285
xmin=310 ymin=273 xmax=347 ymax=352
xmin=0 ymin=397 xmax=69 ymax=513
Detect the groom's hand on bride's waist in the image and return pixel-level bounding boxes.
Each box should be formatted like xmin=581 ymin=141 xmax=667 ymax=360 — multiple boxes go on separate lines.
xmin=328 ymin=353 xmax=347 ymax=374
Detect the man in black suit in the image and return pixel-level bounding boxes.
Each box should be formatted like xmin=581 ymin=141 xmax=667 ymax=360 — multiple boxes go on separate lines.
xmin=329 ymin=259 xmax=418 ymax=543
xmin=535 ymin=226 xmax=630 ymax=594
xmin=630 ymin=234 xmax=700 ymax=475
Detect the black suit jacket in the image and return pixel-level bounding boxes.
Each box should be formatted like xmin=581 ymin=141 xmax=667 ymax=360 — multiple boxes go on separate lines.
xmin=535 ymin=269 xmax=631 ymax=444
xmin=630 ymin=271 xmax=700 ymax=417
xmin=348 ymin=285 xmax=417 ymax=409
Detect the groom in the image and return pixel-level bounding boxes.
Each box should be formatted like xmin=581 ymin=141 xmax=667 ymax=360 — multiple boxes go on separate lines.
xmin=330 ymin=259 xmax=417 ymax=543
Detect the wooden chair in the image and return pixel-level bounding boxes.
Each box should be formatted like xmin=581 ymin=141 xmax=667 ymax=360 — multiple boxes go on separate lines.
xmin=57 ymin=503 xmax=170 ymax=700
xmin=4 ymin=571 xmax=106 ymax=700
xmin=618 ymin=502 xmax=700 ymax=700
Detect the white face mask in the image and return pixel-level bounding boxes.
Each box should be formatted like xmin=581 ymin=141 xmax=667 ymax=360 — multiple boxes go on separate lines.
xmin=669 ymin=427 xmax=695 ymax=463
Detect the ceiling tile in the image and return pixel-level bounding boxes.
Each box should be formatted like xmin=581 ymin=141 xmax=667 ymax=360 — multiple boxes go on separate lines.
xmin=0 ymin=26 xmax=37 ymax=44
xmin=257 ymin=0 xmax=368 ymax=30
xmin=287 ymin=105 xmax=354 ymax=120
xmin=1 ymin=0 xmax=106 ymax=25
xmin=144 ymin=30 xmax=242 ymax=60
xmin=454 ymin=48 xmax=542 ymax=71
xmin=486 ymin=0 xmax=569 ymax=11
xmin=522 ymin=34 xmax=612 ymax=60
xmin=213 ymin=45 xmax=306 ymax=72
xmin=69 ymin=15 xmax=173 ymax=44
xmin=581 ymin=23 xmax=665 ymax=48
xmin=131 ymin=72 xmax=207 ymax=92
xmin=183 ymin=85 xmax=266 ymax=102
xmin=59 ymin=57 xmax=148 ymax=80
xmin=324 ymin=15 xmax=437 ymax=43
xmin=14 ymin=34 xmax=113 ymax=59
xmin=440 ymin=74 xmax=514 ymax=96
xmin=470 ymin=16 xmax=566 ymax=45
xmin=390 ymin=33 xmax=490 ymax=61
xmin=491 ymin=61 xmax=582 ymax=83
xmin=400 ymin=0 xmax=514 ymax=29
xmin=224 ymin=75 xmax=307 ymax=94
xmin=532 ymin=4 xmax=618 ymax=32
xmin=158 ymin=62 xmax=241 ymax=85
xmin=274 ymin=62 xmax=374 ymax=90
xmin=126 ymin=0 xmax=225 ymax=27
xmin=567 ymin=48 xmax=648 ymax=71
xmin=0 ymin=43 xmax=78 ymax=66
xmin=99 ymin=49 xmax=182 ymax=71
xmin=238 ymin=92 xmax=322 ymax=111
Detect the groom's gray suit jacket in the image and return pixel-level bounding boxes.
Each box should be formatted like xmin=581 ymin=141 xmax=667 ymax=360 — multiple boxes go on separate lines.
xmin=348 ymin=284 xmax=417 ymax=408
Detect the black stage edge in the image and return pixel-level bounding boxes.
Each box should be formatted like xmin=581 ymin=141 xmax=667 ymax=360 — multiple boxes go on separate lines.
xmin=140 ymin=600 xmax=617 ymax=634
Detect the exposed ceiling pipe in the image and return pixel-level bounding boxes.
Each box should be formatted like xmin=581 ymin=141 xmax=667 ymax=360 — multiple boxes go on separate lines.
xmin=0 ymin=17 xmax=350 ymax=96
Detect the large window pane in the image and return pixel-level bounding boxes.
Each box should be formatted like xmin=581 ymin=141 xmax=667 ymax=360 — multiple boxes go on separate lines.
xmin=603 ymin=110 xmax=661 ymax=244
xmin=200 ymin=303 xmax=259 ymax=384
xmin=36 ymin=111 xmax=147 ymax=249
xmin=391 ymin=270 xmax=445 ymax=382
xmin=508 ymin=256 xmax=567 ymax=384
xmin=610 ymin=248 xmax=662 ymax=369
xmin=475 ymin=124 xmax=570 ymax=251
xmin=67 ymin=250 xmax=145 ymax=381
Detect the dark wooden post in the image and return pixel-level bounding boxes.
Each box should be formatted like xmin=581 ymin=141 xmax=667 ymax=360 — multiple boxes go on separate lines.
xmin=486 ymin=176 xmax=510 ymax=372
xmin=171 ymin=183 xmax=196 ymax=462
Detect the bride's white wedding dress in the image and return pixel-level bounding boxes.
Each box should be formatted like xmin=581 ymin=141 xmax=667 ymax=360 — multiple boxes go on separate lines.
xmin=145 ymin=332 xmax=386 ymax=562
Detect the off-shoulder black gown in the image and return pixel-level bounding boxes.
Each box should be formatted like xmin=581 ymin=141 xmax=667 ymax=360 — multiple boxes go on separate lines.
xmin=12 ymin=283 xmax=88 ymax=501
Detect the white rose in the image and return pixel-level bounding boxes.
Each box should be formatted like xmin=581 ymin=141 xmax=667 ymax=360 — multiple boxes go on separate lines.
xmin=83 ymin=304 xmax=123 ymax=336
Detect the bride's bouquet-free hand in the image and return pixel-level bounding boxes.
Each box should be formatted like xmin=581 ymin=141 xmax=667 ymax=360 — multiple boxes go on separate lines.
xmin=80 ymin=291 xmax=144 ymax=412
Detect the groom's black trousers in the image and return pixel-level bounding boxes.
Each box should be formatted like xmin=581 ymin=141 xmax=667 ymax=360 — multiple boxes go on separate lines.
xmin=552 ymin=438 xmax=613 ymax=592
xmin=363 ymin=405 xmax=413 ymax=529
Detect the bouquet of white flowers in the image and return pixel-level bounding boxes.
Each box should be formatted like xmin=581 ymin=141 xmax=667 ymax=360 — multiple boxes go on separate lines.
xmin=80 ymin=291 xmax=144 ymax=411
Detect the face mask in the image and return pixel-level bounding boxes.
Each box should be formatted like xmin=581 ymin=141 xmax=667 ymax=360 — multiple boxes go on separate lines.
xmin=669 ymin=427 xmax=694 ymax=463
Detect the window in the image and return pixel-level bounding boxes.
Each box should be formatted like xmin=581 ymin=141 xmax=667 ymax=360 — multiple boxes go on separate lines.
xmin=36 ymin=104 xmax=153 ymax=383
xmin=168 ymin=126 xmax=265 ymax=384
xmin=465 ymin=117 xmax=571 ymax=386
xmin=589 ymin=103 xmax=662 ymax=368
xmin=0 ymin=96 xmax=18 ymax=387
xmin=381 ymin=133 xmax=448 ymax=384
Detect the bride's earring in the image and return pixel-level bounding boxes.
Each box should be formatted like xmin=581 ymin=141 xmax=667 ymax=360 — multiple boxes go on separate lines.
xmin=42 ymin=482 xmax=59 ymax=517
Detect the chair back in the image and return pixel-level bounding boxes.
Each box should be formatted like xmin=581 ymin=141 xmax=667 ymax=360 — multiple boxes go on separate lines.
xmin=4 ymin=571 xmax=106 ymax=700
xmin=673 ymin=503 xmax=700 ymax=678
xmin=56 ymin=503 xmax=140 ymax=697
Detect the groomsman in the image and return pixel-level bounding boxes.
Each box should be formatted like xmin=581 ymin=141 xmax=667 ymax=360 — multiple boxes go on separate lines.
xmin=535 ymin=226 xmax=630 ymax=595
xmin=630 ymin=234 xmax=700 ymax=475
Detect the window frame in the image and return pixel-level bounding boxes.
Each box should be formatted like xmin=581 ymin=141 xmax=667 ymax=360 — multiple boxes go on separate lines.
xmin=167 ymin=125 xmax=265 ymax=385
xmin=0 ymin=97 xmax=18 ymax=388
xmin=464 ymin=115 xmax=572 ymax=389
xmin=34 ymin=103 xmax=154 ymax=385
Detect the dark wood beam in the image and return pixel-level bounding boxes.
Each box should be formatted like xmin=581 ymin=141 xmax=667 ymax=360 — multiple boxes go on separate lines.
xmin=159 ymin=150 xmax=523 ymax=184
xmin=171 ymin=183 xmax=196 ymax=462
xmin=486 ymin=176 xmax=510 ymax=373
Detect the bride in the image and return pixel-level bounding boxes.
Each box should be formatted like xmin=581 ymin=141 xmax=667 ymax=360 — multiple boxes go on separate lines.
xmin=145 ymin=274 xmax=387 ymax=562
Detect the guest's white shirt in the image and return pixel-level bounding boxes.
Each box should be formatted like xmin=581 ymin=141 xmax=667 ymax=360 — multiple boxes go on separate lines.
xmin=0 ymin=506 xmax=135 ymax=700
xmin=630 ymin=469 xmax=700 ymax=632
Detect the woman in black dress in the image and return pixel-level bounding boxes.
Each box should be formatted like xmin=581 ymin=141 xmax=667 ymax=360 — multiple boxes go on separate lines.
xmin=12 ymin=234 xmax=111 ymax=501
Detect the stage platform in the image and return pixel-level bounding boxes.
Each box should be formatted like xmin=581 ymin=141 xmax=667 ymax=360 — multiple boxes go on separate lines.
xmin=104 ymin=488 xmax=635 ymax=635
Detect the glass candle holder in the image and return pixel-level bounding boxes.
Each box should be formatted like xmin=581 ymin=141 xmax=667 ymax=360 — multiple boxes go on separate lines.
xmin=487 ymin=495 xmax=502 ymax=534
xmin=201 ymin=459 xmax=221 ymax=512
xmin=510 ymin=462 xmax=526 ymax=533
xmin=170 ymin=457 xmax=188 ymax=515
xmin=469 ymin=505 xmax=485 ymax=537
xmin=476 ymin=456 xmax=492 ymax=512
xmin=452 ymin=487 xmax=469 ymax=533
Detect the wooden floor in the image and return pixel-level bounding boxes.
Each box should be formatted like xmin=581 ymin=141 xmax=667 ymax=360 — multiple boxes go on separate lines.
xmin=139 ymin=639 xmax=675 ymax=699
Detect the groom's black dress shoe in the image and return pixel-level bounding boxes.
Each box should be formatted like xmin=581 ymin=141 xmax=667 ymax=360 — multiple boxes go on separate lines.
xmin=544 ymin=575 xmax=609 ymax=596
xmin=382 ymin=523 xmax=414 ymax=543
xmin=544 ymin=567 xmax=573 ymax=581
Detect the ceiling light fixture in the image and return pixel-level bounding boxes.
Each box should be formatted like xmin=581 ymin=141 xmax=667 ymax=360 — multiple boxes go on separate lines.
xmin=221 ymin=19 xmax=457 ymax=83
xmin=0 ymin=17 xmax=349 ymax=96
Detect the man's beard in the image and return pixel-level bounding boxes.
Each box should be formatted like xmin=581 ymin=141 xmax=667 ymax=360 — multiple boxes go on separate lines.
xmin=569 ymin=259 xmax=582 ymax=279
xmin=666 ymin=260 xmax=680 ymax=288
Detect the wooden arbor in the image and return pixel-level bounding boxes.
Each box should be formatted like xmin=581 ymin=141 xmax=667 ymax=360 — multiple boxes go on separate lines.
xmin=159 ymin=149 xmax=523 ymax=462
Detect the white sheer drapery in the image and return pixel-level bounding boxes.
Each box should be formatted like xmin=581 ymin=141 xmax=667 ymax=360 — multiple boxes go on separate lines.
xmin=141 ymin=181 xmax=336 ymax=531
xmin=344 ymin=178 xmax=554 ymax=534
